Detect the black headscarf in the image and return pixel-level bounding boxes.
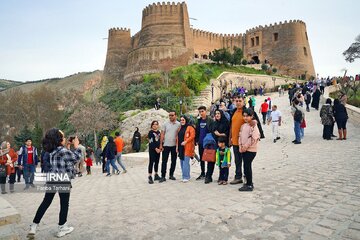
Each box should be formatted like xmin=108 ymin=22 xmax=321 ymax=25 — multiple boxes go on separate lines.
xmin=177 ymin=115 xmax=189 ymax=160
xmin=213 ymin=110 xmax=230 ymax=145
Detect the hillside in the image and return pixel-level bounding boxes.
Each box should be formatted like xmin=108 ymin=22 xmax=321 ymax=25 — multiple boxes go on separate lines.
xmin=0 ymin=70 xmax=103 ymax=94
xmin=0 ymin=79 xmax=22 ymax=91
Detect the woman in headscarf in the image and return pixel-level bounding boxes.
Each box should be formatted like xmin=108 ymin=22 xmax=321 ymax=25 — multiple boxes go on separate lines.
xmin=0 ymin=141 xmax=18 ymax=194
xmin=333 ymin=98 xmax=348 ymax=140
xmin=177 ymin=115 xmax=195 ymax=182
xmin=205 ymin=109 xmax=230 ymax=183
xmin=100 ymin=136 xmax=108 ymax=173
xmin=131 ymin=127 xmax=141 ymax=152
xmin=320 ymin=98 xmax=335 ymax=140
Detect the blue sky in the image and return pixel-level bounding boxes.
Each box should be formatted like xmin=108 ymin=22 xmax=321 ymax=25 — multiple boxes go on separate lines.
xmin=0 ymin=0 xmax=359 ymax=82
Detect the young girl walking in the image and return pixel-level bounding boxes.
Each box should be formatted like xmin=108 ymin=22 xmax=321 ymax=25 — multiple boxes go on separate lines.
xmin=148 ymin=121 xmax=161 ymax=184
xmin=238 ymin=108 xmax=260 ymax=191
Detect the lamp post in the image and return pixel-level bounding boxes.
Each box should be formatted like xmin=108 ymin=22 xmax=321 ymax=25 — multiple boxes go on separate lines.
xmin=249 ymin=79 xmax=254 ymax=90
xmin=230 ymin=79 xmax=233 ymax=91
xmin=179 ymin=98 xmax=183 ymax=115
xmin=211 ymin=83 xmax=214 ymax=101
xmin=272 ymin=77 xmax=276 ymax=89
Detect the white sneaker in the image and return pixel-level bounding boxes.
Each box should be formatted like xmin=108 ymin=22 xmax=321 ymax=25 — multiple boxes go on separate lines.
xmin=182 ymin=179 xmax=189 ymax=183
xmin=56 ymin=223 xmax=74 ymax=238
xmin=27 ymin=223 xmax=38 ymax=236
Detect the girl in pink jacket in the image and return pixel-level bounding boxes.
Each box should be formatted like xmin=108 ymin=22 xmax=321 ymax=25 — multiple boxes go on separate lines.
xmin=238 ymin=108 xmax=260 ymax=191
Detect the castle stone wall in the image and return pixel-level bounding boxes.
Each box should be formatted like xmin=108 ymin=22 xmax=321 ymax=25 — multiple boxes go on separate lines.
xmin=104 ymin=2 xmax=316 ymax=82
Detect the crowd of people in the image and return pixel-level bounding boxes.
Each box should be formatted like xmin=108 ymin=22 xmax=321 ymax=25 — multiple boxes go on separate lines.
xmin=0 ymin=76 xmax=351 ymax=238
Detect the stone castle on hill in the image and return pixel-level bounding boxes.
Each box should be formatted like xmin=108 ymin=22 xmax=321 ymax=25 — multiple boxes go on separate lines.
xmin=104 ymin=2 xmax=315 ymax=82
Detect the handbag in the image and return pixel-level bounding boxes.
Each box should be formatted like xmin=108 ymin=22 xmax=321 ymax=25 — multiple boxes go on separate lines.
xmin=300 ymin=119 xmax=306 ymax=128
xmin=0 ymin=165 xmax=6 ymax=177
xmin=202 ymin=149 xmax=216 ymax=162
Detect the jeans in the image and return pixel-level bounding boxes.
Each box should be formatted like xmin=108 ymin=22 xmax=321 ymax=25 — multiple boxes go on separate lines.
xmin=198 ymin=144 xmax=205 ymax=175
xmin=106 ymin=159 xmax=119 ymax=174
xmin=33 ymin=192 xmax=70 ymax=225
xmin=148 ymin=149 xmax=160 ymax=174
xmin=116 ymin=152 xmax=126 ymax=171
xmin=261 ymin=112 xmax=267 ymax=124
xmin=294 ymin=121 xmax=301 ymax=142
xmin=243 ymin=151 xmax=256 ymax=186
xmin=23 ymin=164 xmax=36 ymax=184
xmin=219 ymin=167 xmax=229 ymax=181
xmin=161 ymin=146 xmax=177 ymax=178
xmin=232 ymin=145 xmax=243 ymax=179
xmin=300 ymin=128 xmax=304 ymax=139
xmin=180 ymin=157 xmax=190 ymax=180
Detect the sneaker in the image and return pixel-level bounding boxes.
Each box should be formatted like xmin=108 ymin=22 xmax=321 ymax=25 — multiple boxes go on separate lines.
xmin=123 ymin=170 xmax=127 ymax=173
xmin=1 ymin=191 xmax=7 ymax=194
xmin=116 ymin=170 xmax=120 ymax=175
xmin=196 ymin=174 xmax=205 ymax=180
xmin=230 ymin=179 xmax=243 ymax=185
xmin=27 ymin=223 xmax=38 ymax=236
xmin=273 ymin=139 xmax=276 ymax=143
xmin=169 ymin=176 xmax=176 ymax=181
xmin=148 ymin=176 xmax=154 ymax=184
xmin=218 ymin=181 xmax=223 ymax=185
xmin=30 ymin=183 xmax=36 ymax=188
xmin=78 ymin=173 xmax=82 ymax=177
xmin=292 ymin=140 xmax=297 ymax=143
xmin=56 ymin=223 xmax=74 ymax=238
xmin=276 ymin=137 xmax=281 ymax=140
xmin=106 ymin=173 xmax=111 ymax=177
xmin=223 ymin=181 xmax=228 ymax=185
xmin=204 ymin=178 xmax=212 ymax=184
xmin=159 ymin=177 xmax=166 ymax=183
xmin=24 ymin=185 xmax=30 ymax=190
xmin=154 ymin=174 xmax=161 ymax=181
xmin=182 ymin=179 xmax=189 ymax=183
xmin=238 ymin=185 xmax=254 ymax=191
xmin=293 ymin=141 xmax=301 ymax=144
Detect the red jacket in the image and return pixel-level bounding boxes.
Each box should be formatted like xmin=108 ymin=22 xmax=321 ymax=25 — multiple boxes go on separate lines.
xmin=85 ymin=158 xmax=93 ymax=166
xmin=0 ymin=149 xmax=18 ymax=175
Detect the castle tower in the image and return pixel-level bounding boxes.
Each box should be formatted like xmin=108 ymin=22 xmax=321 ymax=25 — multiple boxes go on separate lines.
xmin=104 ymin=28 xmax=132 ymax=77
xmin=244 ymin=20 xmax=316 ymax=78
xmin=124 ymin=2 xmax=194 ymax=81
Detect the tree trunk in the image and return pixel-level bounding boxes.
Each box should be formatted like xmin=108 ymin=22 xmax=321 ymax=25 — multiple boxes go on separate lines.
xmin=93 ymin=130 xmax=98 ymax=149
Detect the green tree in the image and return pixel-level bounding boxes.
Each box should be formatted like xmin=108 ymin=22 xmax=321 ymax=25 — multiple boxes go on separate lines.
xmin=13 ymin=125 xmax=32 ymax=148
xmin=32 ymin=121 xmax=43 ymax=151
xmin=231 ymin=46 xmax=243 ymax=65
xmin=343 ymin=34 xmax=360 ymax=63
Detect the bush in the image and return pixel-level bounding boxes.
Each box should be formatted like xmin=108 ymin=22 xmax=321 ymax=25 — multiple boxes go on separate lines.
xmin=261 ymin=63 xmax=269 ymax=71
xmin=272 ymin=68 xmax=278 ymax=74
xmin=242 ymin=59 xmax=248 ymax=65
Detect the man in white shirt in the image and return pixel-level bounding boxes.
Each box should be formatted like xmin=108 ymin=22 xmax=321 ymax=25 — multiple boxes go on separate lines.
xmin=267 ymin=105 xmax=282 ymax=143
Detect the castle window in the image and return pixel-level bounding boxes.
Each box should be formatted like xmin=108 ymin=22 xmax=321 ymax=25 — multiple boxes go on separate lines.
xmin=256 ymin=36 xmax=260 ymax=46
xmin=303 ymin=47 xmax=308 ymax=56
xmin=305 ymin=32 xmax=308 ymax=40
xmin=194 ymin=54 xmax=199 ymax=58
xmin=251 ymin=38 xmax=255 ymax=47
xmin=274 ymin=33 xmax=278 ymax=41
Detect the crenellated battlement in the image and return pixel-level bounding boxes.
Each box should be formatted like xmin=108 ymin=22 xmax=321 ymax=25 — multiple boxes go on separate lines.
xmin=191 ymin=28 xmax=242 ymax=40
xmin=109 ymin=27 xmax=131 ymax=36
xmin=142 ymin=1 xmax=185 ymax=16
xmin=246 ymin=19 xmax=306 ymax=34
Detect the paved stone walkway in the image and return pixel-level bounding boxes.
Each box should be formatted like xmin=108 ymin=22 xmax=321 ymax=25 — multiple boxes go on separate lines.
xmin=2 ymin=93 xmax=360 ymax=240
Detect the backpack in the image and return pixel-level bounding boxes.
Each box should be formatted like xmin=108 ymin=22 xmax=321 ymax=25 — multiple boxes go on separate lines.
xmin=293 ymin=107 xmax=303 ymax=122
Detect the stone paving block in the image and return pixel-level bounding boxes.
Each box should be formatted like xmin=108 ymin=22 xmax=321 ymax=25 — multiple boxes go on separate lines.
xmin=264 ymin=214 xmax=284 ymax=223
xmin=300 ymin=233 xmax=329 ymax=240
xmin=341 ymin=229 xmax=360 ymax=240
xmin=327 ymin=213 xmax=349 ymax=222
xmin=309 ymin=225 xmax=334 ymax=237
xmin=317 ymin=218 xmax=345 ymax=230
xmin=332 ymin=207 xmax=356 ymax=217
xmin=349 ymin=222 xmax=360 ymax=230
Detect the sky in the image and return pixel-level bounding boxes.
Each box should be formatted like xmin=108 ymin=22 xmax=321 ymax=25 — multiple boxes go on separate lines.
xmin=0 ymin=0 xmax=359 ymax=82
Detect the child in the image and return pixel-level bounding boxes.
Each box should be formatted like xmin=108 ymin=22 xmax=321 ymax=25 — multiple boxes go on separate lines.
xmin=267 ymin=105 xmax=282 ymax=143
xmin=238 ymin=108 xmax=260 ymax=191
xmin=85 ymin=154 xmax=93 ymax=175
xmin=148 ymin=121 xmax=161 ymax=184
xmin=216 ymin=137 xmax=231 ymax=185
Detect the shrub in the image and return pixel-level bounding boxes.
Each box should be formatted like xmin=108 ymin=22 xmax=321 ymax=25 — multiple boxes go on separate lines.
xmin=261 ymin=63 xmax=269 ymax=71
xmin=241 ymin=59 xmax=248 ymax=65
xmin=272 ymin=68 xmax=278 ymax=74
